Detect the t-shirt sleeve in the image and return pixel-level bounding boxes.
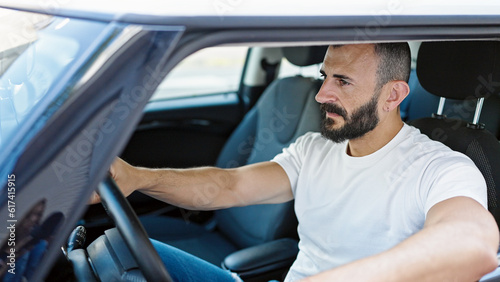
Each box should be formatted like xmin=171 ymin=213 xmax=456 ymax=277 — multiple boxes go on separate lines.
xmin=422 ymin=153 xmax=488 ymax=216
xmin=272 ymin=132 xmax=315 ymax=196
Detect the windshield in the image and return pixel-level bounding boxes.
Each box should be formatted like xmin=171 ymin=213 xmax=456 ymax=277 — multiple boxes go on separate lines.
xmin=0 ymin=9 xmax=107 ymax=151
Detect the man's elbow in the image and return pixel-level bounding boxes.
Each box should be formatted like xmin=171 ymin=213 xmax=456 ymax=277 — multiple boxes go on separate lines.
xmin=478 ymin=232 xmax=498 ymax=271
xmin=484 ymin=234 xmax=499 ymax=272
xmin=481 ymin=246 xmax=498 ymax=274
xmin=469 ymin=242 xmax=498 ymax=282
xmin=473 ymin=215 xmax=499 ymax=277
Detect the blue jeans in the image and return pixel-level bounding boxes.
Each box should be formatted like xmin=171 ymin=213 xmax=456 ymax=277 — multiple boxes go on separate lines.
xmin=151 ymin=239 xmax=240 ymax=282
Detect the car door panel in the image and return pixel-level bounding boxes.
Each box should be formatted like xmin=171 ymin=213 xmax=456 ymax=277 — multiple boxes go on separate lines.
xmin=120 ymin=92 xmax=242 ymax=169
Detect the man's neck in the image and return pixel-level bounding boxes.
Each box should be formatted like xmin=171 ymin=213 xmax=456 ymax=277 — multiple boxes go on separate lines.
xmin=346 ymin=117 xmax=404 ymax=157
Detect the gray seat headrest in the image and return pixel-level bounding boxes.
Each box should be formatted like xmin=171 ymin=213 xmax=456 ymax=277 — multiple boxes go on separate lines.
xmin=282 ymin=45 xmax=328 ymax=67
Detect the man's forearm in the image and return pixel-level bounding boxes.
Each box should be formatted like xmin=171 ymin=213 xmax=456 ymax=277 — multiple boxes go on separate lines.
xmin=133 ymin=166 xmax=244 ymax=210
xmin=105 ymin=159 xmax=293 ymax=210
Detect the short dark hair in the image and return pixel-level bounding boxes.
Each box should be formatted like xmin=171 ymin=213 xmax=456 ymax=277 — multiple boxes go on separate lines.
xmin=330 ymin=43 xmax=411 ymax=90
xmin=373 ymin=43 xmax=411 ymax=90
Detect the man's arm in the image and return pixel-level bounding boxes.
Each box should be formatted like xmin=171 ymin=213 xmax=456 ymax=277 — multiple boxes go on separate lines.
xmin=90 ymin=158 xmax=293 ymax=210
xmin=304 ymin=196 xmax=499 ymax=282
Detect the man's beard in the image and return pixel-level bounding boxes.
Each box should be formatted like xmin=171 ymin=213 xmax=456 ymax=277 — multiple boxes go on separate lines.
xmin=320 ymin=91 xmax=380 ymax=143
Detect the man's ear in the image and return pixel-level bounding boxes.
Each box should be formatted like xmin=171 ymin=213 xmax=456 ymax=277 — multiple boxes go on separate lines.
xmin=384 ymin=81 xmax=410 ymax=112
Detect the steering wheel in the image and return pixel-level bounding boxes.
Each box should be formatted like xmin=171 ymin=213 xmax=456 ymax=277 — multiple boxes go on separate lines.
xmin=97 ymin=176 xmax=172 ymax=281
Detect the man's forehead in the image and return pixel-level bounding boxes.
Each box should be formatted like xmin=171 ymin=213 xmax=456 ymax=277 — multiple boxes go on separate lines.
xmin=322 ymin=44 xmax=377 ymax=69
xmin=328 ymin=44 xmax=375 ymax=57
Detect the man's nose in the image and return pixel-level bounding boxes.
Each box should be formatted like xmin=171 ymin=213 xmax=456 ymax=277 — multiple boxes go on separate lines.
xmin=315 ymin=81 xmax=339 ymax=104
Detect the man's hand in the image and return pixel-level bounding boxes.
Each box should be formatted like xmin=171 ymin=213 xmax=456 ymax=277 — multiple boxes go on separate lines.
xmin=89 ymin=158 xmax=142 ymax=204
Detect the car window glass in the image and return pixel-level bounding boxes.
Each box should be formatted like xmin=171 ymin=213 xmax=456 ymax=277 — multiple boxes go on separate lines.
xmin=150 ymin=46 xmax=248 ymax=101
xmin=278 ymin=57 xmax=322 ymax=79
xmin=0 ymin=10 xmax=107 ymax=150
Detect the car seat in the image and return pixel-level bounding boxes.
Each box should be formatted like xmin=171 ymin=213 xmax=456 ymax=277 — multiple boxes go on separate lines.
xmin=407 ymin=41 xmax=500 ymax=281
xmin=140 ymin=46 xmax=326 ymax=267
xmin=408 ymin=40 xmax=500 ymax=223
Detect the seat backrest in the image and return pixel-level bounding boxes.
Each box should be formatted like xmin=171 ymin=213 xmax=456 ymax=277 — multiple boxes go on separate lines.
xmin=215 ymin=46 xmax=326 ymax=248
xmin=408 ymin=41 xmax=500 ymax=225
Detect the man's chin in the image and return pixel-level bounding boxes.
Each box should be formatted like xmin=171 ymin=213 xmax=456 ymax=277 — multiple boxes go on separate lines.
xmin=320 ymin=128 xmax=348 ymax=143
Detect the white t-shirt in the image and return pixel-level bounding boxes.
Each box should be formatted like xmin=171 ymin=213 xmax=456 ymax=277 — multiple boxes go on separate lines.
xmin=272 ymin=124 xmax=487 ymax=282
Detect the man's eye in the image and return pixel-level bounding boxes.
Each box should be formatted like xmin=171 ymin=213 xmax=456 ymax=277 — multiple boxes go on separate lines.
xmin=320 ymin=73 xmax=326 ymax=80
xmin=338 ymin=79 xmax=351 ymax=86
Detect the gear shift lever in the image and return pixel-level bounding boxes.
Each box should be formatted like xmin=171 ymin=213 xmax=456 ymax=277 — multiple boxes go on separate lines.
xmin=67 ymin=226 xmax=86 ymax=254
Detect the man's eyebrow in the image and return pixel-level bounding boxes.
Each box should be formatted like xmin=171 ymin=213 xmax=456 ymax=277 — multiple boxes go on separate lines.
xmin=319 ymin=70 xmax=354 ymax=82
xmin=333 ymin=74 xmax=352 ymax=81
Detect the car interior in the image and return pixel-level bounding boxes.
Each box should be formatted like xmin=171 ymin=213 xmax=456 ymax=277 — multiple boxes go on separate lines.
xmin=59 ymin=40 xmax=500 ymax=281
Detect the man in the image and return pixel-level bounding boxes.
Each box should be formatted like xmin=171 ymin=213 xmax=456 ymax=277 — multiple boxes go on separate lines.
xmin=91 ymin=43 xmax=498 ymax=281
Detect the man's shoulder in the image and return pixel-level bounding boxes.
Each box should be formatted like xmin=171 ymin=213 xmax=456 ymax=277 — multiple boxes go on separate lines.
xmin=404 ymin=124 xmax=452 ymax=152
xmin=403 ymin=124 xmax=477 ymax=166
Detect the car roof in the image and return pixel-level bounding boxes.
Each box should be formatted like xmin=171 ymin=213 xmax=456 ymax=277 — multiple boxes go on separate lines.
xmin=2 ymin=0 xmax=500 ymax=32
xmin=2 ymin=0 xmax=500 ymax=21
